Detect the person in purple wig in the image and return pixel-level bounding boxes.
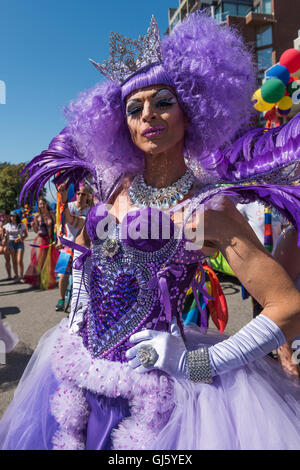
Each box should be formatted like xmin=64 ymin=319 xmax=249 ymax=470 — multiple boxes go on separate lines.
xmin=1 ymin=11 xmax=300 ymax=450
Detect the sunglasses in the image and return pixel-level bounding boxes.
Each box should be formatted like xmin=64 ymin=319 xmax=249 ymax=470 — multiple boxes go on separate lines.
xmin=77 ymin=192 xmax=87 ymax=196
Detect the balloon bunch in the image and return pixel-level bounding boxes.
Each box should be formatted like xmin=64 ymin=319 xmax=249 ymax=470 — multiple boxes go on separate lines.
xmin=252 ymin=48 xmax=300 ymax=117
xmin=21 ymin=204 xmax=33 ymax=229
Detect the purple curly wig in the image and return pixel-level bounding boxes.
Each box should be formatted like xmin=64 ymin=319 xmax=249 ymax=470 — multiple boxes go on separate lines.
xmin=64 ymin=11 xmax=257 ymax=192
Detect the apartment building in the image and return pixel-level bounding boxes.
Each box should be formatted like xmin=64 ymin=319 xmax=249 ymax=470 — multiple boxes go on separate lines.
xmin=167 ymin=0 xmax=300 ymax=83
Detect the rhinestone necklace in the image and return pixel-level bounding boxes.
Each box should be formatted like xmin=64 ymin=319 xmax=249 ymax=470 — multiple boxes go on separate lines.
xmin=128 ymin=169 xmax=195 ymax=210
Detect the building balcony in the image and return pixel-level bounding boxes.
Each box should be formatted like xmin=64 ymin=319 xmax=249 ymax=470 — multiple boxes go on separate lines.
xmin=245 ymin=12 xmax=276 ymax=26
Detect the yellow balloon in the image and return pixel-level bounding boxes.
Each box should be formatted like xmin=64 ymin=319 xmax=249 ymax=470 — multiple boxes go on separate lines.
xmin=252 ymin=89 xmax=274 ymax=112
xmin=277 ymin=96 xmax=293 ymax=110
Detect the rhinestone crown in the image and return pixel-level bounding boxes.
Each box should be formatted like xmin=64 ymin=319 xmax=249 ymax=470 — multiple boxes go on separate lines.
xmin=89 ymin=16 xmax=163 ymax=84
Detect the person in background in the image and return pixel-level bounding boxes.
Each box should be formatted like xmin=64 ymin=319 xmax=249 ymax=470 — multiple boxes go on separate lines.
xmin=3 ymin=212 xmax=28 ymax=282
xmin=236 ymin=201 xmax=283 ymax=248
xmin=24 ymin=197 xmax=58 ymax=289
xmin=0 ymin=219 xmax=12 ymax=280
xmin=55 ymin=183 xmax=91 ymax=311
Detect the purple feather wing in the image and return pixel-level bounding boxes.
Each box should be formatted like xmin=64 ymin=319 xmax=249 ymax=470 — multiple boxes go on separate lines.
xmin=201 ymin=113 xmax=300 ymax=185
xmin=20 ymin=128 xmax=96 ymax=204
xmin=196 ymin=113 xmax=300 ymax=245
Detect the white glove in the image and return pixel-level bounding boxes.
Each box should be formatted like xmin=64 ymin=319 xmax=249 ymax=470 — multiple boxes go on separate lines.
xmin=126 ymin=314 xmax=286 ymax=382
xmin=126 ymin=318 xmax=187 ymax=378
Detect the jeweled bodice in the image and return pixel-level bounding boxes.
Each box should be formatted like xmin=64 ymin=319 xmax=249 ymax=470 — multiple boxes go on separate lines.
xmin=79 ymin=200 xmax=208 ymax=363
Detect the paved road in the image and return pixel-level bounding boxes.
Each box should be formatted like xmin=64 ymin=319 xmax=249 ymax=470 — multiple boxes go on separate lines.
xmin=0 ymin=232 xmax=253 ymax=418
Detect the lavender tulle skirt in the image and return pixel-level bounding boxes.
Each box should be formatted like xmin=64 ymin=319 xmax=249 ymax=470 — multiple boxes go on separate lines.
xmin=0 ymin=318 xmax=300 ymax=450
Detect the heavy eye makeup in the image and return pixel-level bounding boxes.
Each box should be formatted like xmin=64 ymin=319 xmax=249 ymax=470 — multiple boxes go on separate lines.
xmin=126 ymin=89 xmax=178 ymax=117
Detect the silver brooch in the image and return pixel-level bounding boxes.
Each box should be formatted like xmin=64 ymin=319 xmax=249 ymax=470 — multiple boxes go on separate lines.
xmin=101 ymin=238 xmax=120 ymax=258
xmin=137 ymin=345 xmax=159 ymax=368
xmin=89 ymin=16 xmax=162 ymax=84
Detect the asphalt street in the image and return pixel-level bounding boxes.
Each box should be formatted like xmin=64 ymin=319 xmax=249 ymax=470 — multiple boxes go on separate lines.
xmin=0 ymin=232 xmax=252 ymax=418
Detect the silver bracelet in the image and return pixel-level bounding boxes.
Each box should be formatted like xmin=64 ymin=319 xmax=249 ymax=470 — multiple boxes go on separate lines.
xmin=185 ymin=348 xmax=213 ymax=384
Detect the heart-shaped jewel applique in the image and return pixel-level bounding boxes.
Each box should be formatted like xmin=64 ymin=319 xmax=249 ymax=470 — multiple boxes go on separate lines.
xmin=88 ymin=265 xmax=140 ymax=354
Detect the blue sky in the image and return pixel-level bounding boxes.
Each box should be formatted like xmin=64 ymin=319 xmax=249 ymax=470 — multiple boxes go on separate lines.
xmin=0 ymin=0 xmax=175 ymax=168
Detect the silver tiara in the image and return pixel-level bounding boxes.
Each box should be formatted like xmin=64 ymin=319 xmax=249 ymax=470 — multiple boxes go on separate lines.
xmin=89 ymin=16 xmax=163 ymax=85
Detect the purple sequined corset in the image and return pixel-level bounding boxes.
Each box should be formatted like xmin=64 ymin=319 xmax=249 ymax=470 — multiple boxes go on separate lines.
xmin=79 ymin=204 xmax=205 ymax=363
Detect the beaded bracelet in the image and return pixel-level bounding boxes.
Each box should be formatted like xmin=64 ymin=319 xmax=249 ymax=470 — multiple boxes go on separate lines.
xmin=185 ymin=348 xmax=213 ymax=384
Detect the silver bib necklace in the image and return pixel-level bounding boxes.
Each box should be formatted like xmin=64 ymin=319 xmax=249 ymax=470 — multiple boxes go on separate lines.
xmin=128 ymin=169 xmax=195 ymax=209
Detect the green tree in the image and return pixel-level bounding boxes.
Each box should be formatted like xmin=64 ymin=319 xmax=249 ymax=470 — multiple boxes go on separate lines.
xmin=0 ymin=162 xmax=47 ymax=213
xmin=0 ymin=162 xmax=26 ymax=212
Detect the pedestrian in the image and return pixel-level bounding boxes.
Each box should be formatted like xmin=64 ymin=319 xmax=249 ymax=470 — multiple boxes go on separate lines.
xmin=0 ymin=220 xmax=12 ymax=280
xmin=2 ymin=12 xmax=300 ymax=450
xmin=24 ymin=197 xmax=58 ymax=289
xmin=55 ymin=183 xmax=91 ymax=311
xmin=3 ymin=211 xmax=28 ymax=283
xmin=236 ymin=201 xmax=283 ymax=249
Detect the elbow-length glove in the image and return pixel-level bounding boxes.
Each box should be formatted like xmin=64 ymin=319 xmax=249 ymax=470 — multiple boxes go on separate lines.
xmin=69 ymin=250 xmax=90 ymax=333
xmin=126 ymin=315 xmax=286 ymax=382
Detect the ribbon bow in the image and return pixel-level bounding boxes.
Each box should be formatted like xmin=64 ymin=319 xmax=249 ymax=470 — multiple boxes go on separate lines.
xmin=148 ymin=264 xmax=184 ymax=325
xmin=58 ymin=236 xmax=91 ymax=270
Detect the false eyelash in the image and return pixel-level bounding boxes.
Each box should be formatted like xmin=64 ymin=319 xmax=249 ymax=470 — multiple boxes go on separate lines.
xmin=126 ymin=107 xmax=142 ymax=116
xmin=126 ymin=99 xmax=174 ymax=116
xmin=156 ymin=100 xmax=174 ymax=108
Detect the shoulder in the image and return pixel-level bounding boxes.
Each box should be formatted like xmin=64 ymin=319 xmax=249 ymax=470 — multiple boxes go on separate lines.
xmin=106 ymin=173 xmax=135 ymax=205
xmin=204 ymin=194 xmax=240 ymax=220
xmin=203 ymin=195 xmax=255 ymax=243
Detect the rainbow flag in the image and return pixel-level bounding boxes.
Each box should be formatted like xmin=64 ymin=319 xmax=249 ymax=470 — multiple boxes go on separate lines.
xmin=264 ymin=207 xmax=273 ymax=253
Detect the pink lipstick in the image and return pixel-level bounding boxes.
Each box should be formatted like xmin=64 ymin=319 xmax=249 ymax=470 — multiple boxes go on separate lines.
xmin=142 ymin=126 xmax=165 ymax=138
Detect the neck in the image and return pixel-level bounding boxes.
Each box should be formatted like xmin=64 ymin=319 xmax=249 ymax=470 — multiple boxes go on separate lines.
xmin=143 ymin=146 xmax=187 ymax=188
xmin=76 ymin=201 xmax=86 ymax=210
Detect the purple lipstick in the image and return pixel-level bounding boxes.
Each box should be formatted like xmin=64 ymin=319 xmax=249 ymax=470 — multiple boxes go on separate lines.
xmin=142 ymin=126 xmax=165 ymax=138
